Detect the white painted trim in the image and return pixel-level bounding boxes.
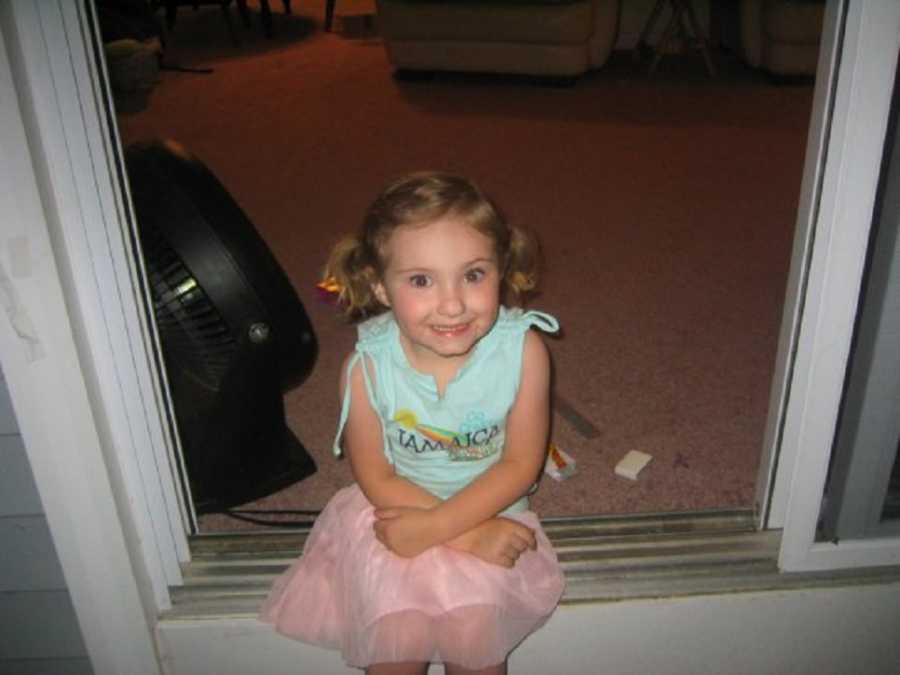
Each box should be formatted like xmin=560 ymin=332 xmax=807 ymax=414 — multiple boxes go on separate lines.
xmin=5 ymin=0 xmax=189 ymax=609
xmin=0 ymin=2 xmax=162 ymax=673
xmin=157 ymin=584 xmax=900 ymax=675
xmin=778 ymin=0 xmax=900 ymax=571
xmin=74 ymin=2 xmax=199 ymax=538
xmin=759 ymin=0 xmax=844 ymax=529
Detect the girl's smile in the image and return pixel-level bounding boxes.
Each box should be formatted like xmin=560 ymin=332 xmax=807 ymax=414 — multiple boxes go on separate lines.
xmin=373 ymin=216 xmax=501 ymax=375
xmin=430 ymin=323 xmax=471 ymax=335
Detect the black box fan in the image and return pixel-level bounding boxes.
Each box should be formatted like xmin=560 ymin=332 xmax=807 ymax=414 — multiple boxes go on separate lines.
xmin=125 ymin=139 xmax=317 ymax=515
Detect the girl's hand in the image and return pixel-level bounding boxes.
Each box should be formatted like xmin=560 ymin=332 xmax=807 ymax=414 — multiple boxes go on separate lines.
xmin=373 ymin=506 xmax=440 ymax=558
xmin=448 ymin=517 xmax=536 ymax=568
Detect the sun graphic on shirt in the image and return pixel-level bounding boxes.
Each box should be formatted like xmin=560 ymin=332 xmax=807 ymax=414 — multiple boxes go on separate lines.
xmin=394 ymin=408 xmax=418 ymax=429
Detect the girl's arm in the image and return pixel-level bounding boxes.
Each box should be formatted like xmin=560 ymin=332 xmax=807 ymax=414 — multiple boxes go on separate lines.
xmin=340 ymin=353 xmax=439 ymax=510
xmin=374 ymin=330 xmax=551 ymax=557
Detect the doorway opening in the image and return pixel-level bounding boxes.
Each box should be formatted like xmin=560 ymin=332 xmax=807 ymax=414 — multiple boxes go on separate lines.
xmin=108 ymin=0 xmax=818 ymax=533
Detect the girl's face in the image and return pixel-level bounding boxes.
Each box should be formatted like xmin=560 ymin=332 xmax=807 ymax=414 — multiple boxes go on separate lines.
xmin=373 ymin=216 xmax=501 ymax=372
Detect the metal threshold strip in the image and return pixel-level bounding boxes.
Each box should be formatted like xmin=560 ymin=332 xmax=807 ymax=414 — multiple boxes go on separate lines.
xmin=163 ymin=509 xmax=900 ymax=620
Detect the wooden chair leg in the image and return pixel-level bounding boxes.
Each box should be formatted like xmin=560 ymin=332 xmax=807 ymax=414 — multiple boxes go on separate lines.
xmin=259 ymin=0 xmax=274 ymax=38
xmin=680 ymin=0 xmax=716 ymax=76
xmin=634 ymin=0 xmax=666 ymax=62
xmin=164 ymin=0 xmax=178 ymax=30
xmin=649 ymin=5 xmax=681 ymax=74
xmin=235 ymin=0 xmax=251 ymax=28
xmin=220 ymin=1 xmax=240 ymax=46
xmin=325 ymin=0 xmax=336 ymax=32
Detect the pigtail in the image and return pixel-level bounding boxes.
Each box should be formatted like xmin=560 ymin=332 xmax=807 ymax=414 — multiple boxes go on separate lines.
xmin=504 ymin=225 xmax=541 ymax=303
xmin=323 ymin=234 xmax=384 ymax=319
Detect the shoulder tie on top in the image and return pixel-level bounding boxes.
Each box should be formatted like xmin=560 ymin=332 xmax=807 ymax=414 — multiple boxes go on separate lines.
xmin=333 ymin=349 xmax=378 ymax=458
xmin=520 ymin=309 xmax=559 ymax=334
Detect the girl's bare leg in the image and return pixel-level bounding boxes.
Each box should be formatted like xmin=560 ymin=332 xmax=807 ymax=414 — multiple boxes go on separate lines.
xmin=366 ymin=662 xmax=429 ymax=675
xmin=445 ymin=661 xmax=507 ymax=675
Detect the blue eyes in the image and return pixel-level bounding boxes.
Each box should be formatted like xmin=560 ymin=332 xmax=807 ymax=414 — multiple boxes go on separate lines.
xmin=407 ymin=268 xmax=486 ymax=288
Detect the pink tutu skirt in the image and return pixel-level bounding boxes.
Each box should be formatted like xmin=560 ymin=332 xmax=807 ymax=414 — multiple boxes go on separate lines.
xmin=259 ymin=484 xmax=565 ymax=669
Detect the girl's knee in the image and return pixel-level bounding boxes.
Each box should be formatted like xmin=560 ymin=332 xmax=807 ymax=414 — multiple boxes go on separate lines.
xmin=438 ymin=606 xmax=501 ymax=651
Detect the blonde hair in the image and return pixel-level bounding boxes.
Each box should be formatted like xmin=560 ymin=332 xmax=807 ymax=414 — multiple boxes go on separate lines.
xmin=324 ymin=171 xmax=541 ymax=319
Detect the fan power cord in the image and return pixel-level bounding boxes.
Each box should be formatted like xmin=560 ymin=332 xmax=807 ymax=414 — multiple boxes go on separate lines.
xmin=220 ymin=508 xmax=322 ymax=528
xmin=159 ymin=61 xmax=214 ymax=74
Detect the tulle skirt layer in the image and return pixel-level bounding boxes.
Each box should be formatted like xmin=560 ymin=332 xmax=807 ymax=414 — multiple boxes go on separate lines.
xmin=259 ymin=484 xmax=565 ymax=669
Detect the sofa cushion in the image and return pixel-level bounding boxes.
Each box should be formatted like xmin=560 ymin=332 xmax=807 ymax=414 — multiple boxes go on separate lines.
xmin=764 ymin=1 xmax=824 ymax=45
xmin=377 ymin=0 xmax=593 ymax=44
xmin=392 ymin=0 xmax=583 ymax=4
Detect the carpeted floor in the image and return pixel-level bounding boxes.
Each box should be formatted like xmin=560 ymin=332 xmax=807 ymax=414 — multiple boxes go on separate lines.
xmin=114 ymin=0 xmax=814 ymax=532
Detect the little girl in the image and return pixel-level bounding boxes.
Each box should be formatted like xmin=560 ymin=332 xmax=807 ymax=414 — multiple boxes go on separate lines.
xmin=260 ymin=172 xmax=565 ymax=674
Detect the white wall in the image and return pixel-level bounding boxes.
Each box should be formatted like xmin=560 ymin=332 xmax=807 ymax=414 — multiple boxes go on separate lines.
xmin=0 ymin=370 xmax=93 ymax=675
xmin=158 ymin=582 xmax=900 ymax=675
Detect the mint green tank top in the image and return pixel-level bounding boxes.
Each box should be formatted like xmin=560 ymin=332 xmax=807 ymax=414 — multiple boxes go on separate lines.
xmin=333 ymin=307 xmax=559 ymax=515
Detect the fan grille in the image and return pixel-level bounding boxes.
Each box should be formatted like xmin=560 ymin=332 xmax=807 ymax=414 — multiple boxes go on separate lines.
xmin=142 ymin=223 xmax=237 ymax=390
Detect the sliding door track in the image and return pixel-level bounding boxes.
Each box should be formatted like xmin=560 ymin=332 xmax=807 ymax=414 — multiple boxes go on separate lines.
xmin=165 ymin=509 xmax=900 ymax=620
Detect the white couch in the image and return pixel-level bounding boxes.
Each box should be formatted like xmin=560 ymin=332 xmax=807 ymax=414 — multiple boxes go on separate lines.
xmin=740 ymin=0 xmax=825 ymax=77
xmin=375 ymin=0 xmax=621 ymax=78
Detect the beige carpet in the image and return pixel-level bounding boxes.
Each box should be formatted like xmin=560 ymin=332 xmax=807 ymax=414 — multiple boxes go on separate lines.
xmin=114 ymin=0 xmax=814 ymax=531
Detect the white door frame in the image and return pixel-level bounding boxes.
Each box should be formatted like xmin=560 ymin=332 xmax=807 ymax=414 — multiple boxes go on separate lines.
xmin=754 ymin=0 xmax=844 ymax=526
xmin=2 ymin=0 xmax=899 ymax=672
xmin=0 ymin=1 xmax=166 ymax=672
xmin=773 ymin=0 xmax=900 ymax=571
